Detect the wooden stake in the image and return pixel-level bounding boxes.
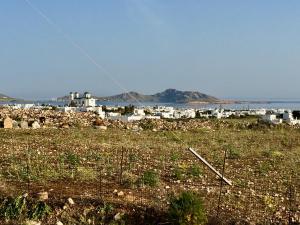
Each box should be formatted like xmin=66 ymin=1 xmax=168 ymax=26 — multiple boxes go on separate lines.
xmin=188 ymin=148 xmax=232 ymax=186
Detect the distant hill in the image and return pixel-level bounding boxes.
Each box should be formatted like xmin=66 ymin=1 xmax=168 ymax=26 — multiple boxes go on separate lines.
xmin=96 ymin=89 xmax=220 ymax=103
xmin=0 ymin=93 xmax=14 ymax=101
xmin=0 ymin=93 xmax=24 ymax=102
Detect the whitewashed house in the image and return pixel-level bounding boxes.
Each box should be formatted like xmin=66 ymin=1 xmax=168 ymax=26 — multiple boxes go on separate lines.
xmin=262 ymin=114 xmax=282 ymax=124
xmin=134 ymin=109 xmax=145 ymax=116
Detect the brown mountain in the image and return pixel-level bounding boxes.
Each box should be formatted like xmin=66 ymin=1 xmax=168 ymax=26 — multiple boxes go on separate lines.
xmin=96 ymin=89 xmax=219 ymax=103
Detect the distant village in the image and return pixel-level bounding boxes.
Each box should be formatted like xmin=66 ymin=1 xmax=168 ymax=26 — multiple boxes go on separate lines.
xmin=1 ymin=91 xmax=300 ymax=129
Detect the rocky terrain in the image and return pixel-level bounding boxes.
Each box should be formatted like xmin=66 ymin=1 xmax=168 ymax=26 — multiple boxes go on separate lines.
xmin=0 ymin=107 xmax=299 ymax=224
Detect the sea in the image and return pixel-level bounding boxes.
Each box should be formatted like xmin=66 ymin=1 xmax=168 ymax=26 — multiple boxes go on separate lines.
xmin=1 ymin=99 xmax=300 ymax=110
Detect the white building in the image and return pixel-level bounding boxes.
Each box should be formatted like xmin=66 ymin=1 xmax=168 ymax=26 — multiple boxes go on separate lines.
xmin=262 ymin=114 xmax=282 ymax=124
xmin=69 ymin=92 xmax=96 ymax=108
xmin=174 ymin=109 xmax=196 ymax=119
xmin=134 ymin=108 xmax=145 ymax=116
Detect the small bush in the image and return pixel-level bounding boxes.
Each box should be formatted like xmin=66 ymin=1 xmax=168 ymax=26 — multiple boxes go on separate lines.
xmin=188 ymin=165 xmax=202 ymax=178
xmin=64 ymin=152 xmax=81 ymax=168
xmin=140 ymin=170 xmax=159 ymax=187
xmin=139 ymin=120 xmax=155 ymax=130
xmin=168 ymin=191 xmax=207 ymax=225
xmin=227 ymin=147 xmax=241 ymax=159
xmin=0 ymin=195 xmax=51 ymax=222
xmin=173 ymin=167 xmax=184 ymax=180
xmin=170 ymin=152 xmax=180 ymax=161
xmin=28 ymin=201 xmax=51 ymax=220
xmin=0 ymin=195 xmax=27 ymax=220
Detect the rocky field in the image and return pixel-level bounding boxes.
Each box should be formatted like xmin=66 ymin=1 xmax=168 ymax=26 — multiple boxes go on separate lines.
xmin=0 ymin=108 xmax=299 ymax=224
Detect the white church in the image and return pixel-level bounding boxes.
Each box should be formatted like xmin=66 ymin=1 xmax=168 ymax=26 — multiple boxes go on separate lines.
xmin=69 ymin=92 xmax=96 ymax=107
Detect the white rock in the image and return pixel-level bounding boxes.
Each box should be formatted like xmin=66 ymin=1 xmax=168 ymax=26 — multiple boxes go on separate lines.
xmin=32 ymin=121 xmax=41 ymax=129
xmin=67 ymin=197 xmax=75 ymax=205
xmin=56 ymin=221 xmax=64 ymax=225
xmin=25 ymin=221 xmax=41 ymax=225
xmin=117 ymin=191 xmax=124 ymax=197
xmin=114 ymin=212 xmax=123 ymax=221
xmin=98 ymin=126 xmax=107 ymax=130
xmin=3 ymin=117 xmax=13 ymax=129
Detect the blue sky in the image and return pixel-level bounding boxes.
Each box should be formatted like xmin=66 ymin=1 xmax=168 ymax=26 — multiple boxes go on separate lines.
xmin=0 ymin=0 xmax=300 ymax=100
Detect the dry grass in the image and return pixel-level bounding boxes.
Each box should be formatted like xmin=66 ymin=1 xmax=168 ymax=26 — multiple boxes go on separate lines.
xmin=0 ymin=118 xmax=299 ymax=224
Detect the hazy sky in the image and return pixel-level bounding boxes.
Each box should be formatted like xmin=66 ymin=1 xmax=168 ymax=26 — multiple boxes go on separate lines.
xmin=1 ymin=0 xmax=300 ymax=100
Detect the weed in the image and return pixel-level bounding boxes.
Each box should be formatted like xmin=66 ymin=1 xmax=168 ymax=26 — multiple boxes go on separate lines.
xmin=139 ymin=170 xmax=159 ymax=187
xmin=168 ymin=191 xmax=207 ymax=225
xmin=28 ymin=201 xmax=51 ymax=220
xmin=139 ymin=120 xmax=155 ymax=130
xmin=0 ymin=195 xmax=27 ymax=220
xmin=227 ymin=147 xmax=241 ymax=159
xmin=170 ymin=152 xmax=180 ymax=162
xmin=65 ymin=152 xmax=81 ymax=168
xmin=187 ymin=165 xmax=202 ymax=178
xmin=173 ymin=167 xmax=184 ymax=180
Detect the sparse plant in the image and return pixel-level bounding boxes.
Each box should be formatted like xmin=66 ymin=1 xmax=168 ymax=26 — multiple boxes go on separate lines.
xmin=173 ymin=167 xmax=184 ymax=180
xmin=168 ymin=191 xmax=207 ymax=225
xmin=227 ymin=147 xmax=241 ymax=159
xmin=170 ymin=152 xmax=180 ymax=161
xmin=28 ymin=201 xmax=51 ymax=220
xmin=187 ymin=165 xmax=202 ymax=178
xmin=139 ymin=170 xmax=159 ymax=187
xmin=139 ymin=120 xmax=155 ymax=130
xmin=64 ymin=152 xmax=81 ymax=168
xmin=0 ymin=195 xmax=27 ymax=220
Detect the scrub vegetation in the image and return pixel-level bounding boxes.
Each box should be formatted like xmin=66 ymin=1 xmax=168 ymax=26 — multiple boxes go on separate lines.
xmin=0 ymin=118 xmax=299 ymax=224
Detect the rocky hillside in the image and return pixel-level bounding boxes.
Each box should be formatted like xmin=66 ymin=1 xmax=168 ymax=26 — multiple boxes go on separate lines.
xmin=97 ymin=89 xmax=219 ymax=103
xmin=0 ymin=93 xmax=15 ymax=102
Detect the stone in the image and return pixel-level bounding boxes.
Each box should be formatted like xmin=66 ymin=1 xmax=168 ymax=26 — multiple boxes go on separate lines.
xmin=60 ymin=123 xmax=69 ymax=129
xmin=132 ymin=125 xmax=140 ymax=132
xmin=94 ymin=119 xmax=104 ymax=126
xmin=20 ymin=121 xmax=29 ymax=129
xmin=37 ymin=192 xmax=48 ymax=201
xmin=12 ymin=120 xmax=19 ymax=128
xmin=114 ymin=212 xmax=123 ymax=221
xmin=117 ymin=191 xmax=124 ymax=197
xmin=3 ymin=117 xmax=13 ymax=129
xmin=56 ymin=221 xmax=64 ymax=225
xmin=32 ymin=121 xmax=41 ymax=129
xmin=25 ymin=221 xmax=41 ymax=225
xmin=97 ymin=125 xmax=107 ymax=130
xmin=67 ymin=197 xmax=75 ymax=205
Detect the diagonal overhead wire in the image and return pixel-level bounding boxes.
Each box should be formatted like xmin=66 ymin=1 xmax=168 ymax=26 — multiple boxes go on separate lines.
xmin=23 ymin=0 xmax=233 ymax=188
xmin=24 ymin=0 xmax=143 ymax=106
xmin=22 ymin=0 xmax=187 ymax=141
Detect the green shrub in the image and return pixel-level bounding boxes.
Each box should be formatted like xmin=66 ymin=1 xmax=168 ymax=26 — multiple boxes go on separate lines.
xmin=173 ymin=167 xmax=184 ymax=180
xmin=168 ymin=191 xmax=207 ymax=225
xmin=28 ymin=201 xmax=51 ymax=220
xmin=0 ymin=196 xmax=51 ymax=221
xmin=170 ymin=152 xmax=180 ymax=161
xmin=140 ymin=170 xmax=159 ymax=187
xmin=139 ymin=120 xmax=155 ymax=130
xmin=227 ymin=147 xmax=241 ymax=159
xmin=64 ymin=152 xmax=81 ymax=168
xmin=188 ymin=165 xmax=202 ymax=178
xmin=0 ymin=195 xmax=27 ymax=220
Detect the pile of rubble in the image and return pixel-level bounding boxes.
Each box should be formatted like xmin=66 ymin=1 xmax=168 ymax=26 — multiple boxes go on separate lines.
xmin=0 ymin=107 xmax=225 ymax=131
